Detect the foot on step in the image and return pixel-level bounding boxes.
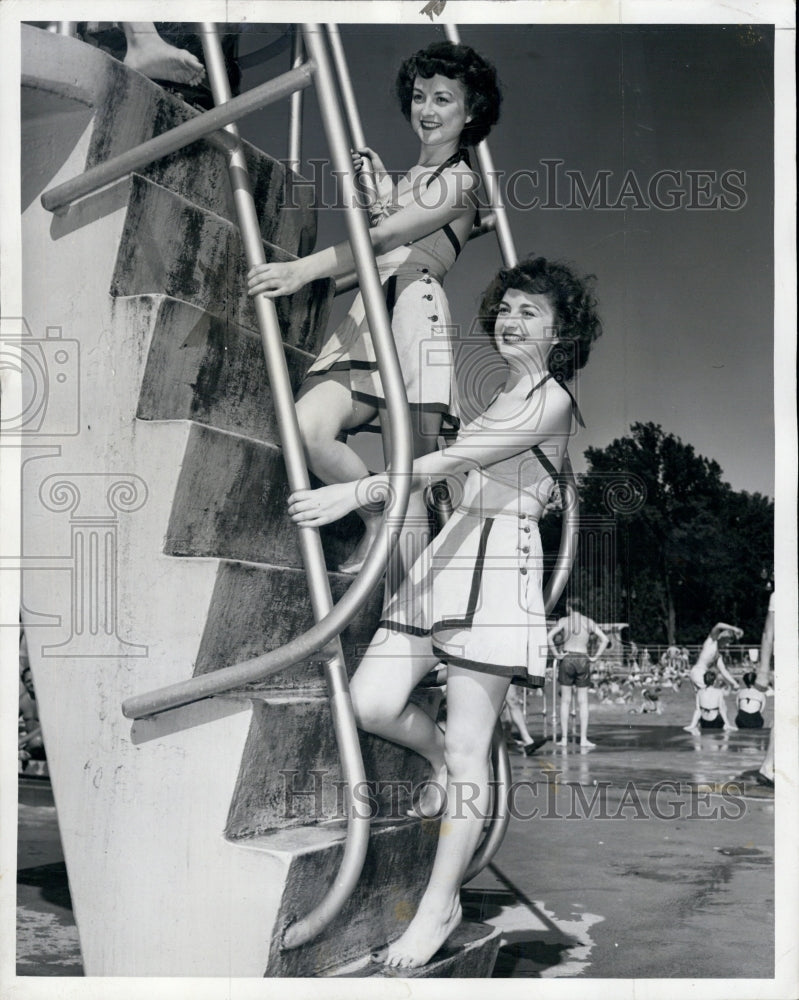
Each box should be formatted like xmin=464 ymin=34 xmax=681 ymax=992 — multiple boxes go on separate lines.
xmin=380 ymin=898 xmax=462 ymax=970
xmin=124 ymin=37 xmax=206 ymax=86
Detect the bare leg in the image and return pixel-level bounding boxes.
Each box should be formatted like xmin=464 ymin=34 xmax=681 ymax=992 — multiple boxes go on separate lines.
xmin=350 ymin=630 xmax=446 ymax=817
xmin=382 ymin=666 xmax=510 ymax=969
xmin=577 ymin=687 xmax=594 ymax=747
xmin=559 ymin=685 xmax=572 ymax=746
xmin=122 ymin=23 xmax=205 ymax=85
xmin=505 ymin=689 xmax=534 ymax=744
xmin=295 ymin=380 xmax=380 ymax=573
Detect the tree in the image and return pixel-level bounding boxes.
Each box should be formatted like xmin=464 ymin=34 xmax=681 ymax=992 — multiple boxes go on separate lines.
xmin=576 ymin=422 xmax=773 ymax=644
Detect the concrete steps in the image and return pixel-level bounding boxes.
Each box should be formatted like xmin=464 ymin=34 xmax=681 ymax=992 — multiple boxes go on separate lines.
xmin=135 ymin=295 xmax=312 ymax=444
xmin=162 ymin=421 xmax=361 ymax=568
xmin=192 ymin=560 xmax=385 ymax=691
xmin=326 ymin=921 xmax=502 ymax=978
xmin=22 ymin=23 xmax=316 ymax=255
xmin=245 ymin=819 xmax=439 ymax=976
xmin=224 ymin=692 xmax=436 ymax=835
xmin=111 ymin=174 xmax=333 ymax=353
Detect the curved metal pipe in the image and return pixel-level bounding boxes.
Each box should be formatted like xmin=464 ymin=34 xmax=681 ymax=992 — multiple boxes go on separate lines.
xmin=462 ymin=722 xmax=512 ymax=882
xmin=544 ymin=454 xmax=580 ymax=611
xmin=121 ymin=24 xmax=414 ymax=724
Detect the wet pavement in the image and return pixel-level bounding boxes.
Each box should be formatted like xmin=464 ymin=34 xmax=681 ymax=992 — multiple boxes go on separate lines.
xmin=467 ymin=691 xmax=775 ymax=978
xmin=15 ymin=689 xmax=774 ymax=979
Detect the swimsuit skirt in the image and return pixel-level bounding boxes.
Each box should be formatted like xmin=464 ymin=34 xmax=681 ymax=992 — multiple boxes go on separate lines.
xmin=303 ymin=216 xmax=462 ymax=435
xmin=380 ymin=468 xmax=550 ymax=687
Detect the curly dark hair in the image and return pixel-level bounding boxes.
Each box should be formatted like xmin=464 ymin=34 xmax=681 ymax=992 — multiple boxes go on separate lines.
xmin=479 ymin=256 xmax=603 ymax=382
xmin=396 ymin=41 xmax=501 ymax=147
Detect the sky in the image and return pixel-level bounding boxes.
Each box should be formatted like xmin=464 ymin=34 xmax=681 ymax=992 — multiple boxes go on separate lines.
xmin=237 ymin=21 xmax=775 ymax=497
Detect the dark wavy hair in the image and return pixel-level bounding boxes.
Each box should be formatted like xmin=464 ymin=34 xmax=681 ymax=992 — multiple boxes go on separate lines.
xmin=479 ymin=256 xmax=603 ymax=382
xmin=396 ymin=41 xmax=501 ymax=147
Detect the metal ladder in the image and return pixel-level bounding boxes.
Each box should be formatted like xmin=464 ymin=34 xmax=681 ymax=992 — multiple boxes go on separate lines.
xmin=41 ymin=21 xmax=579 ymax=951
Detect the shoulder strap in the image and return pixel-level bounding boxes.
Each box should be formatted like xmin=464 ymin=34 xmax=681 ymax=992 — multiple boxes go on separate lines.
xmin=526 ymin=373 xmax=586 ymax=428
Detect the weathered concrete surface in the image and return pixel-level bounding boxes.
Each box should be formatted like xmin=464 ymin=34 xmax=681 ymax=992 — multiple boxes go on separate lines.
xmin=135 ymin=295 xmax=314 ymax=445
xmin=260 ymin=819 xmax=442 ymax=976
xmin=111 ymin=175 xmax=333 ymax=353
xmin=163 ymin=422 xmax=360 ymax=567
xmin=18 ymin=44 xmax=340 ymax=976
xmin=193 ymin=560 xmax=384 ymax=691
xmin=224 ymin=695 xmax=432 ymax=835
xmin=22 ymin=23 xmax=317 ymax=255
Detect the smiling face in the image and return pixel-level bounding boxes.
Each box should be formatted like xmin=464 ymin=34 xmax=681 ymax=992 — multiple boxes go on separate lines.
xmin=410 ymin=74 xmax=471 ymax=155
xmin=493 ymin=288 xmax=559 ymax=368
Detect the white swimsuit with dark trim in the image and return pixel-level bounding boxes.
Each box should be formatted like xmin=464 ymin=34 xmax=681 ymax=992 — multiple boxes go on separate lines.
xmin=304 ymin=154 xmax=473 ymax=434
xmin=380 ymin=374 xmax=583 ymax=687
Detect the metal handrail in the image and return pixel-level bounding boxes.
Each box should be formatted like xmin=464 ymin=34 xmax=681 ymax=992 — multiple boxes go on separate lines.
xmin=324 ymin=24 xmax=378 ymax=211
xmin=40 ymin=62 xmax=316 ymax=213
xmin=443 ymin=24 xmax=516 ymax=265
xmin=287 ymin=27 xmax=304 ymax=174
xmin=463 ymin=722 xmax=512 ymax=882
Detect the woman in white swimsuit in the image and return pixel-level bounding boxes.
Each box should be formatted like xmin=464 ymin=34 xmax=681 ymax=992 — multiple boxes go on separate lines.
xmin=249 ymin=41 xmax=501 ymax=572
xmin=288 ymin=256 xmax=602 ymax=968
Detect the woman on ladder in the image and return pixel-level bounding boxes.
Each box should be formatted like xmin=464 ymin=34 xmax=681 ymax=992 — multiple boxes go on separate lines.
xmin=287 ymin=256 xmax=602 ymax=968
xmin=248 ymin=40 xmax=501 ymax=574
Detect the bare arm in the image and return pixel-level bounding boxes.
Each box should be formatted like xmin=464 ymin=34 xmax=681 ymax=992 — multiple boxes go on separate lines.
xmin=715 ymin=654 xmax=739 ymax=690
xmin=709 ymin=622 xmax=743 ymax=641
xmin=288 ymin=387 xmax=573 ymax=526
xmin=588 ymin=623 xmax=610 ymax=663
xmin=248 ymin=167 xmax=478 ymax=297
xmin=547 ymin=621 xmax=567 ymax=658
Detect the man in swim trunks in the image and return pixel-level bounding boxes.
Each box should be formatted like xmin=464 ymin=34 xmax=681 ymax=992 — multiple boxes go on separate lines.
xmin=548 ymin=597 xmax=609 ymax=748
xmin=689 ymin=622 xmax=743 ymax=692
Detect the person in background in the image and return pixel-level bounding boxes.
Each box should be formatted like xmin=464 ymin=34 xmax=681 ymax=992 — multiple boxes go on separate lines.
xmin=688 ymin=622 xmax=743 ymax=692
xmin=683 ymin=669 xmax=735 ymax=732
xmin=735 ymin=671 xmax=767 ymax=729
xmin=548 ymin=596 xmax=609 ymax=748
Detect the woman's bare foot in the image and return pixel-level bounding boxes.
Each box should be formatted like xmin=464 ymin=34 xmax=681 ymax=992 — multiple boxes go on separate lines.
xmin=407 ymin=760 xmax=448 ymax=819
xmin=382 ymin=896 xmax=462 ymax=969
xmin=338 ymin=511 xmax=382 ymax=574
xmin=580 ymin=739 xmax=596 ymax=748
xmin=124 ymin=32 xmax=206 ymax=85
xmin=557 ymin=738 xmax=568 ymax=747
